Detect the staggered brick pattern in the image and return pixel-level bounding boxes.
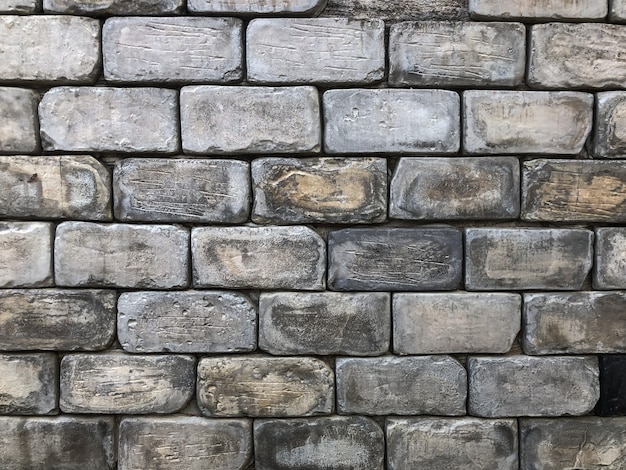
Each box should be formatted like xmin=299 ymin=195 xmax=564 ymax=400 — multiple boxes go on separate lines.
xmin=1 ymin=0 xmax=626 ymax=468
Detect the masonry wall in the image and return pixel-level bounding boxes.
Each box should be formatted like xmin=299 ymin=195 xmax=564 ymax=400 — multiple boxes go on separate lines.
xmin=1 ymin=0 xmax=626 ymax=468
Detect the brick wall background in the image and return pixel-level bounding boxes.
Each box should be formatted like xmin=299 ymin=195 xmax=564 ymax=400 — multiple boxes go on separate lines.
xmin=1 ymin=0 xmax=626 ymax=468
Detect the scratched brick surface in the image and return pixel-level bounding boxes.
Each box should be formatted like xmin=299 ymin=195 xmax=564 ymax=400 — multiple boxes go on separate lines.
xmin=0 ymin=0 xmax=39 ymax=12
xmin=0 ymin=221 xmax=53 ymax=288
xmin=0 ymin=87 xmax=39 ymax=153
xmin=594 ymin=227 xmax=626 ymax=289
xmin=469 ymin=0 xmax=607 ymax=21
xmin=593 ymin=91 xmax=626 ymax=158
xmin=189 ymin=0 xmax=327 ymax=15
xmin=0 ymin=353 xmax=57 ymax=415
xmin=43 ymin=0 xmax=183 ymax=14
xmin=613 ymin=0 xmax=626 ymax=22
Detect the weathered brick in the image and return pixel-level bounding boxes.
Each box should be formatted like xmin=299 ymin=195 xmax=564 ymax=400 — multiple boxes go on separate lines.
xmin=394 ymin=293 xmax=521 ymax=354
xmin=192 ymin=226 xmax=325 ymax=290
xmin=390 ymin=157 xmax=520 ymax=220
xmin=247 ymin=18 xmax=384 ymax=84
xmin=0 ymin=354 xmax=56 ymax=415
xmin=597 ymin=355 xmax=626 ymax=416
xmin=113 ymin=158 xmax=249 ymax=223
xmin=465 ymin=228 xmax=594 ymax=290
xmin=387 ymin=418 xmax=518 ymax=470
xmin=593 ymin=91 xmax=626 ymax=158
xmin=118 ymin=291 xmax=256 ymax=353
xmin=0 ymin=289 xmax=116 ymax=351
xmin=321 ymin=0 xmax=467 ymax=21
xmin=55 ymin=222 xmax=189 ymax=289
xmin=336 ymin=356 xmax=466 ymax=415
xmin=197 ymin=356 xmax=334 ymax=417
xmin=324 ymin=89 xmax=460 ymax=154
xmin=328 ymin=227 xmax=462 ymax=291
xmin=254 ymin=417 xmax=384 ymax=470
xmin=119 ymin=417 xmax=252 ymax=470
xmin=469 ymin=0 xmax=607 ymax=20
xmin=612 ymin=0 xmax=626 ymax=22
xmin=0 ymin=87 xmax=38 ymax=153
xmin=259 ymin=292 xmax=390 ymax=355
xmin=595 ymin=227 xmax=626 ymax=289
xmin=252 ymin=157 xmax=387 ymax=224
xmin=464 ymin=90 xmax=593 ymax=154
xmin=468 ymin=356 xmax=599 ymax=417
xmin=189 ymin=0 xmax=327 ymax=15
xmin=39 ymin=87 xmax=179 ymax=153
xmin=0 ymin=0 xmax=39 ymax=13
xmin=389 ymin=22 xmax=525 ymax=87
xmin=103 ymin=17 xmax=242 ymax=83
xmin=60 ymin=352 xmax=195 ymax=414
xmin=43 ymin=0 xmax=183 ymax=14
xmin=0 ymin=222 xmax=52 ymax=288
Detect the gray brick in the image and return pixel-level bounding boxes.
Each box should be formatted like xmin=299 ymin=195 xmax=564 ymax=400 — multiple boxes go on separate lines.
xmin=336 ymin=356 xmax=466 ymax=416
xmin=324 ymin=89 xmax=460 ymax=154
xmin=0 ymin=222 xmax=52 ymax=288
xmin=113 ymin=158 xmax=249 ymax=223
xmin=189 ymin=0 xmax=327 ymax=15
xmin=259 ymin=292 xmax=390 ymax=355
xmin=612 ymin=0 xmax=626 ymax=22
xmin=0 ymin=87 xmax=38 ymax=153
xmin=118 ymin=291 xmax=256 ymax=353
xmin=55 ymin=222 xmax=189 ymax=289
xmin=469 ymin=0 xmax=607 ymax=20
xmin=252 ymin=157 xmax=387 ymax=224
xmin=594 ymin=227 xmax=626 ymax=289
xmin=43 ymin=0 xmax=183 ymax=14
xmin=389 ymin=22 xmax=525 ymax=87
xmin=321 ymin=0 xmax=467 ymax=21
xmin=0 ymin=0 xmax=39 ymax=13
xmin=593 ymin=91 xmax=626 ymax=158
xmin=39 ymin=87 xmax=179 ymax=153
xmin=247 ymin=18 xmax=384 ymax=84
xmin=0 ymin=354 xmax=56 ymax=415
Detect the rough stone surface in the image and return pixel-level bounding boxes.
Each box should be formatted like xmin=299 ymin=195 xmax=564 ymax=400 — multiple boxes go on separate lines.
xmin=0 ymin=289 xmax=116 ymax=351
xmin=389 ymin=22 xmax=525 ymax=87
xmin=469 ymin=0 xmax=608 ymax=20
xmin=181 ymin=86 xmax=320 ymax=154
xmin=258 ymin=292 xmax=390 ymax=355
xmin=336 ymin=356 xmax=467 ymax=415
xmin=321 ymin=0 xmax=468 ymax=21
xmin=0 ymin=0 xmax=39 ymax=13
xmin=463 ymin=90 xmax=593 ymax=154
xmin=55 ymin=222 xmax=189 ymax=289
xmin=39 ymin=87 xmax=179 ymax=153
xmin=252 ymin=157 xmax=387 ymax=224
xmin=597 ymin=355 xmax=626 ymax=416
xmin=60 ymin=353 xmax=195 ymax=414
xmin=43 ymin=0 xmax=183 ymax=14
xmin=468 ymin=356 xmax=600 ymax=417
xmin=593 ymin=91 xmax=626 ymax=158
xmin=465 ymin=228 xmax=594 ymax=290
xmin=0 ymin=222 xmax=53 ymax=288
xmin=390 ymin=157 xmax=520 ymax=220
xmin=192 ymin=226 xmax=325 ymax=290
xmin=119 ymin=417 xmax=252 ymax=470
xmin=0 ymin=354 xmax=57 ymax=415
xmin=118 ymin=290 xmax=256 ymax=353
xmin=113 ymin=158 xmax=249 ymax=223
xmin=324 ymin=89 xmax=460 ymax=154
xmin=0 ymin=87 xmax=38 ymax=153
xmin=594 ymin=227 xmax=626 ymax=289
xmin=394 ymin=292 xmax=521 ymax=354
xmin=189 ymin=0 xmax=327 ymax=15
xmin=612 ymin=0 xmax=626 ymax=22
xmin=103 ymin=17 xmax=242 ymax=83
xmin=387 ymin=417 xmax=519 ymax=470
xmin=197 ymin=356 xmax=334 ymax=417
xmin=254 ymin=416 xmax=384 ymax=470
xmin=328 ymin=227 xmax=463 ymax=291
xmin=247 ymin=18 xmax=384 ymax=84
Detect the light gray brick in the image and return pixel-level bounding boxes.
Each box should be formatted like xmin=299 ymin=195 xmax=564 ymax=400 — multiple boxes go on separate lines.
xmin=0 ymin=222 xmax=52 ymax=288
xmin=469 ymin=0 xmax=607 ymax=20
xmin=0 ymin=87 xmax=38 ymax=153
xmin=0 ymin=354 xmax=56 ymax=415
xmin=189 ymin=0 xmax=327 ymax=15
xmin=593 ymin=91 xmax=626 ymax=157
xmin=594 ymin=227 xmax=626 ymax=289
xmin=43 ymin=0 xmax=183 ymax=14
xmin=612 ymin=0 xmax=626 ymax=22
xmin=321 ymin=0 xmax=467 ymax=21
xmin=0 ymin=0 xmax=39 ymax=13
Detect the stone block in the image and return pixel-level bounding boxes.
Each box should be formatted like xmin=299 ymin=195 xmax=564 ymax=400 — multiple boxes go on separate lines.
xmin=390 ymin=157 xmax=520 ymax=220
xmin=593 ymin=91 xmax=626 ymax=158
xmin=612 ymin=0 xmax=626 ymax=22
xmin=247 ymin=18 xmax=384 ymax=84
xmin=39 ymin=87 xmax=179 ymax=153
xmin=0 ymin=87 xmax=38 ymax=153
xmin=43 ymin=0 xmax=183 ymax=14
xmin=0 ymin=155 xmax=111 ymax=220
xmin=60 ymin=352 xmax=195 ymax=414
xmin=181 ymin=85 xmax=320 ymax=154
xmin=254 ymin=417 xmax=384 ymax=470
xmin=465 ymin=228 xmax=594 ymax=290
xmin=389 ymin=21 xmax=525 ymax=87
xmin=189 ymin=0 xmax=327 ymax=15
xmin=321 ymin=0 xmax=467 ymax=21
xmin=119 ymin=417 xmax=252 ymax=470
xmin=0 ymin=289 xmax=116 ymax=351
xmin=468 ymin=356 xmax=599 ymax=417
xmin=113 ymin=158 xmax=249 ymax=223
xmin=594 ymin=227 xmax=626 ymax=289
xmin=0 ymin=0 xmax=39 ymax=13
xmin=597 ymin=355 xmax=626 ymax=416
xmin=464 ymin=90 xmax=593 ymax=154
xmin=324 ymin=89 xmax=460 ymax=154
xmin=55 ymin=222 xmax=189 ymax=289
xmin=336 ymin=356 xmax=466 ymax=415
xmin=118 ymin=291 xmax=256 ymax=353
xmin=192 ymin=226 xmax=325 ymax=290
xmin=103 ymin=17 xmax=242 ymax=83
xmin=0 ymin=222 xmax=52 ymax=288
xmin=387 ymin=417 xmax=518 ymax=470
xmin=252 ymin=157 xmax=387 ymax=224
xmin=259 ymin=292 xmax=390 ymax=355
xmin=0 ymin=354 xmax=56 ymax=415
xmin=394 ymin=292 xmax=521 ymax=354
xmin=328 ymin=227 xmax=462 ymax=291
xmin=469 ymin=0 xmax=607 ymax=20
xmin=197 ymin=356 xmax=334 ymax=417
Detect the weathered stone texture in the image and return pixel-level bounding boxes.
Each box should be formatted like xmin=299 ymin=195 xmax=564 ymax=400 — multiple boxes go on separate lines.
xmin=469 ymin=0 xmax=608 ymax=20
xmin=0 ymin=354 xmax=56 ymax=415
xmin=118 ymin=291 xmax=256 ymax=353
xmin=247 ymin=18 xmax=384 ymax=84
xmin=0 ymin=87 xmax=38 ymax=153
xmin=389 ymin=22 xmax=525 ymax=87
xmin=322 ymin=0 xmax=468 ymax=21
xmin=468 ymin=356 xmax=600 ymax=417
xmin=43 ymin=0 xmax=183 ymax=14
xmin=197 ymin=356 xmax=334 ymax=417
xmin=324 ymin=89 xmax=460 ymax=154
xmin=464 ymin=90 xmax=593 ymax=154
xmin=336 ymin=356 xmax=466 ymax=415
xmin=390 ymin=157 xmax=520 ymax=220
xmin=0 ymin=222 xmax=52 ymax=288
xmin=597 ymin=355 xmax=626 ymax=416
xmin=612 ymin=0 xmax=626 ymax=22
xmin=593 ymin=91 xmax=626 ymax=158
xmin=0 ymin=0 xmax=39 ymax=13
xmin=594 ymin=227 xmax=626 ymax=289
xmin=189 ymin=0 xmax=327 ymax=15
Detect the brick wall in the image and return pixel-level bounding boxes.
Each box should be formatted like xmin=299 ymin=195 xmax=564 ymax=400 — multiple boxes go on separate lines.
xmin=1 ymin=0 xmax=626 ymax=468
